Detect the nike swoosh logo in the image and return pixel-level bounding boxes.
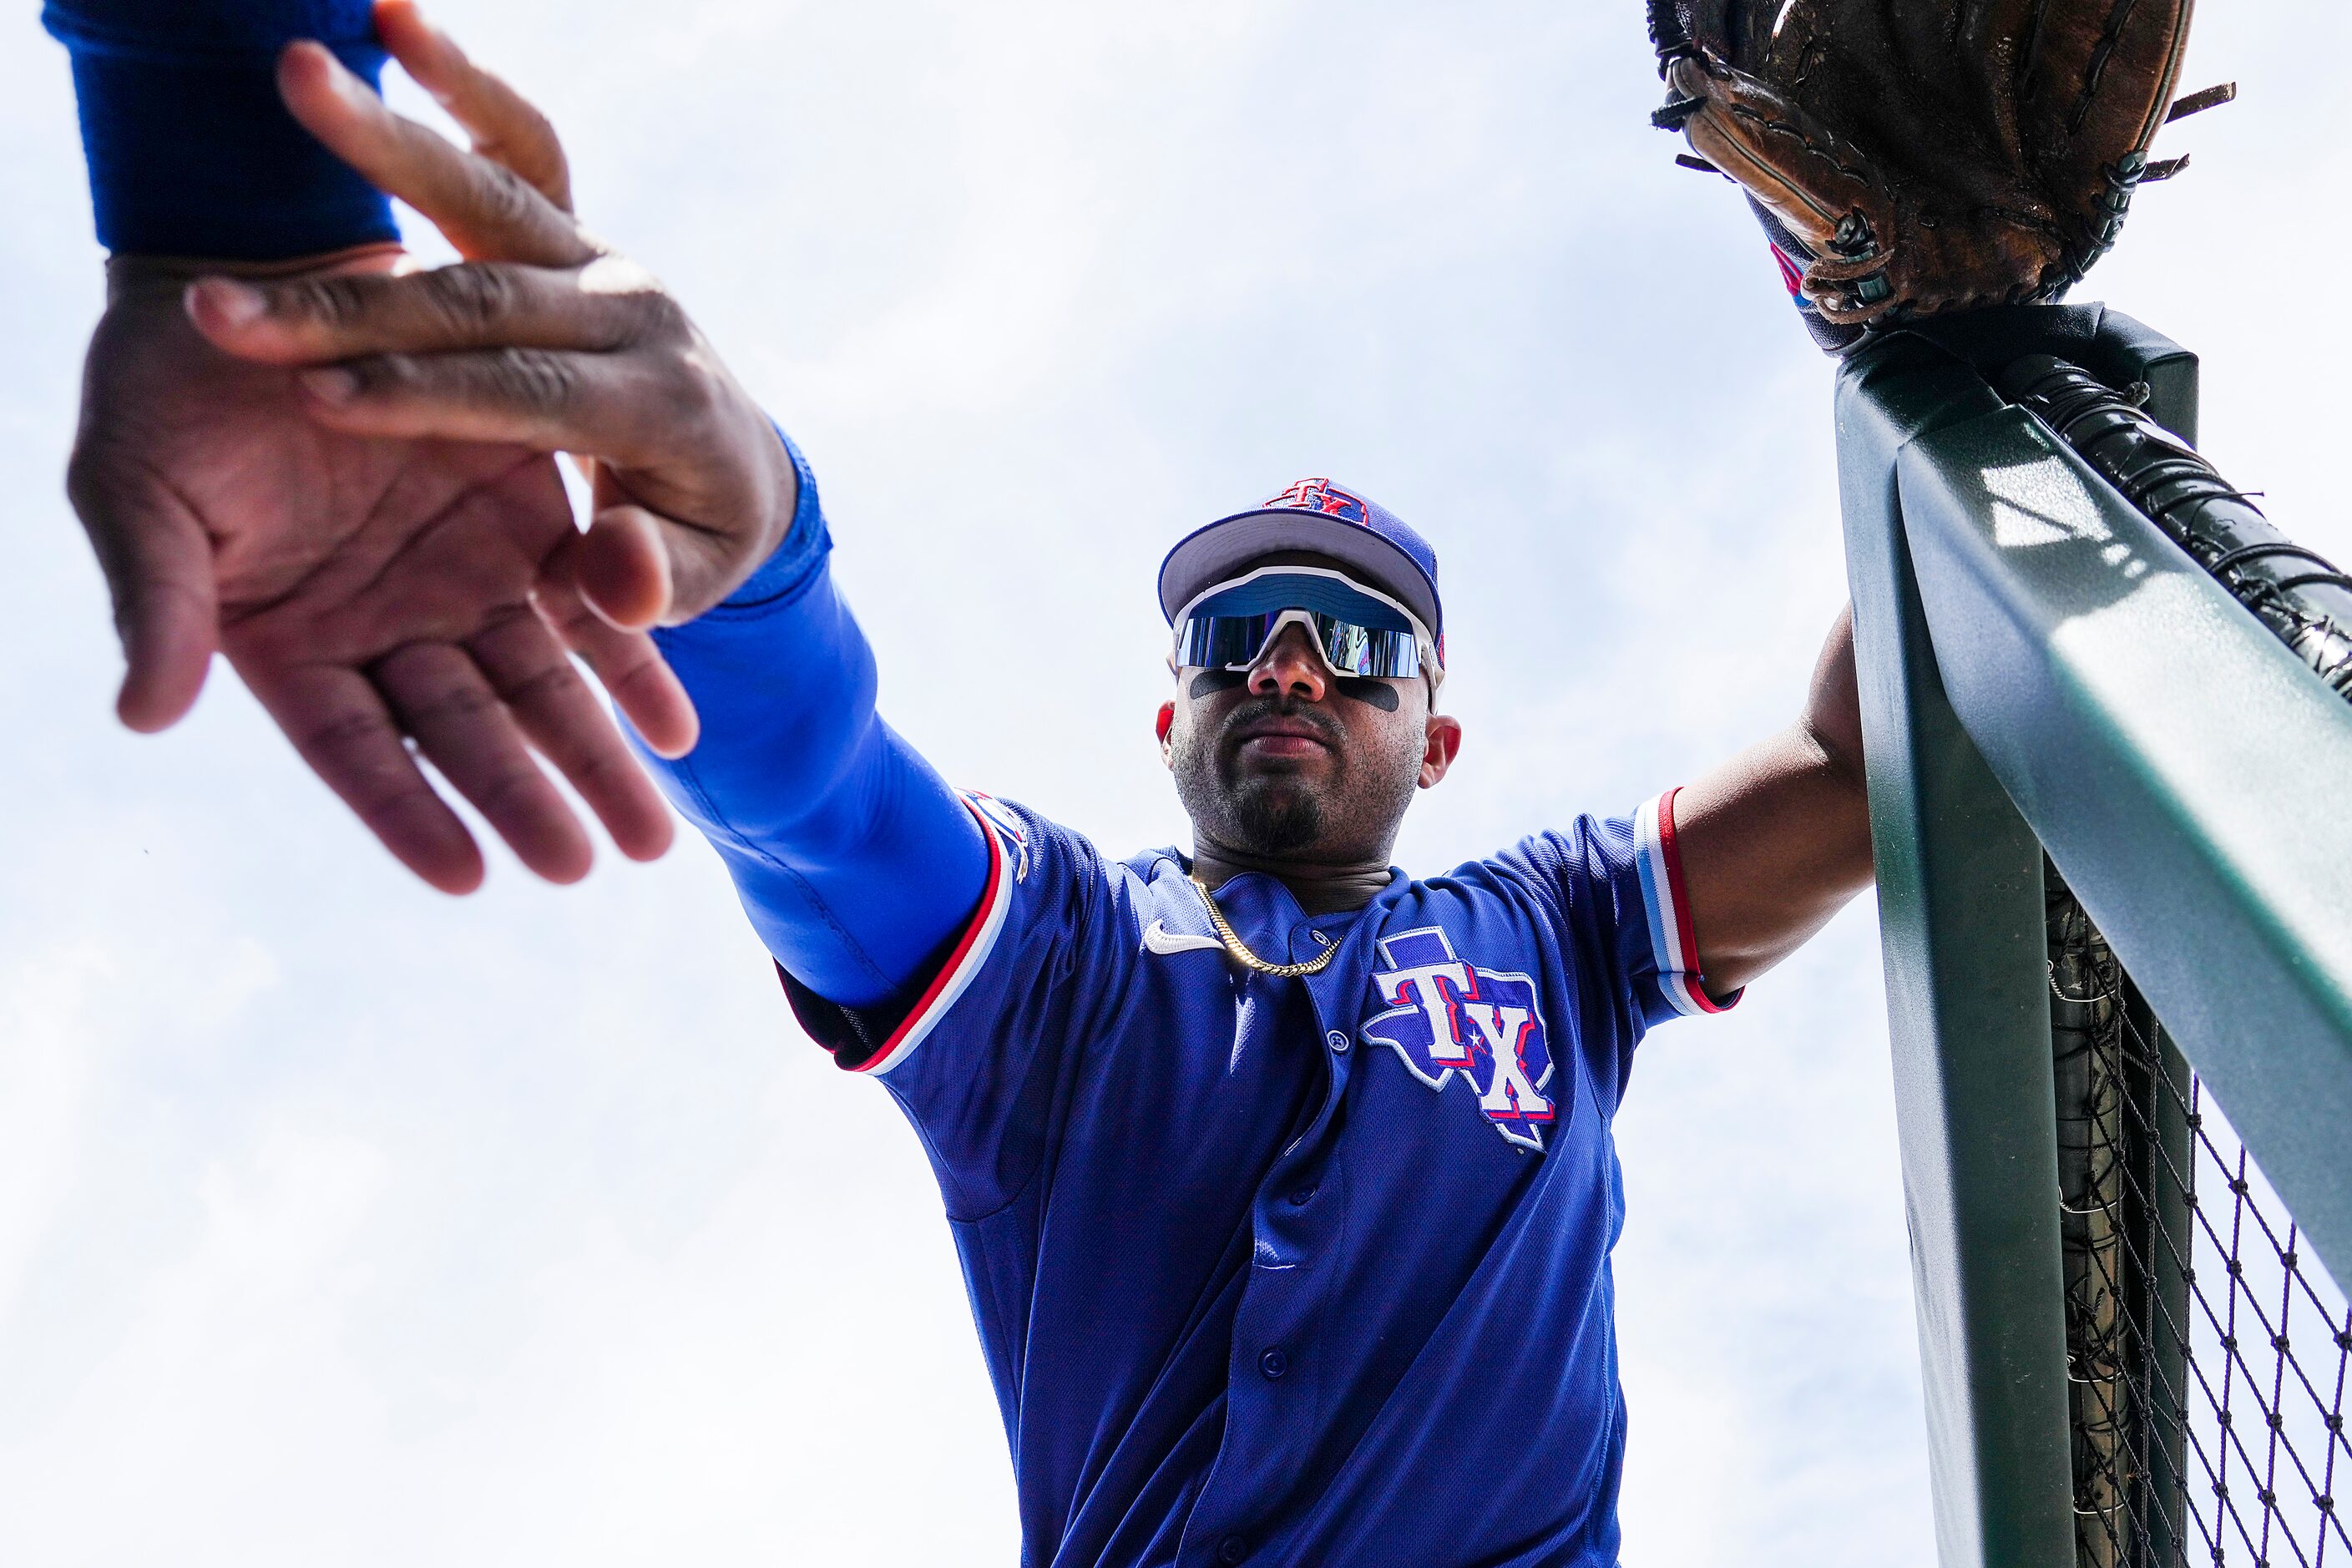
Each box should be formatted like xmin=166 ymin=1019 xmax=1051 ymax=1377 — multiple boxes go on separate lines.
xmin=1142 ymin=920 xmax=1226 ymax=957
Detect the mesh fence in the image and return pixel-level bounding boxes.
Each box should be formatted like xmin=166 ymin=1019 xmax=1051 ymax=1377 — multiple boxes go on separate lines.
xmin=2051 ymin=864 xmax=2352 ymax=1568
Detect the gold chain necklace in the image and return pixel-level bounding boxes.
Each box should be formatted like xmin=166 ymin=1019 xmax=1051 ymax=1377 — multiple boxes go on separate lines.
xmin=1188 ymin=875 xmax=1339 ymax=978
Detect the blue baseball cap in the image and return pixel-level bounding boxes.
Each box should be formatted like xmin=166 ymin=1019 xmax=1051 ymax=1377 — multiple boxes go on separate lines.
xmin=1157 ymin=478 xmax=1444 ymax=660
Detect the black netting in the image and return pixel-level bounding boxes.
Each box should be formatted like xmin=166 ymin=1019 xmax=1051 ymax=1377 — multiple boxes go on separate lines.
xmin=2051 ymin=865 xmax=2352 ymax=1568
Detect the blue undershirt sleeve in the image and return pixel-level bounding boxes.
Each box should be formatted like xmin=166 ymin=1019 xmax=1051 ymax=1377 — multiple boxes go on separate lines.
xmin=43 ymin=0 xmax=398 ymax=258
xmin=634 ymin=432 xmax=992 ymax=1010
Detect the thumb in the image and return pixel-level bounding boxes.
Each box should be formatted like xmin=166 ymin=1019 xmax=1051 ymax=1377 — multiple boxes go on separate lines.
xmin=575 ymin=503 xmax=676 ymax=632
xmin=582 ymin=481 xmax=789 ymax=631
xmin=65 ymin=458 xmax=220 ymax=731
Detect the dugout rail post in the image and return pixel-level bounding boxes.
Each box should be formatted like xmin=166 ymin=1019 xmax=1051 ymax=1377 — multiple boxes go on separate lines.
xmin=1836 ymin=305 xmax=2352 ymax=1568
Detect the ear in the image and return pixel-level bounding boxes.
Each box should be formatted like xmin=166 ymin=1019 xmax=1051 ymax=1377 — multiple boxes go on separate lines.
xmin=1418 ymin=713 xmax=1464 ymax=789
xmin=1156 ymin=701 xmax=1176 ymax=766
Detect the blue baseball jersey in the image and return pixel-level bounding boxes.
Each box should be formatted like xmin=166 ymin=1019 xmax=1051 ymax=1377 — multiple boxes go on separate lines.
xmin=786 ymin=789 xmax=1733 ymax=1568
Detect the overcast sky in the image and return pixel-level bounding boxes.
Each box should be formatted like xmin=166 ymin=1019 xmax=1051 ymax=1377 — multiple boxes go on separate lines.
xmin=3 ymin=3 xmax=2348 ymax=1564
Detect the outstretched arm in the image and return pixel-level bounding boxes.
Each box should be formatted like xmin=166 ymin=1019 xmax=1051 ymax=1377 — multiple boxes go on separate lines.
xmin=640 ymin=520 xmax=991 ymax=1008
xmin=1669 ymin=607 xmax=1874 ymax=997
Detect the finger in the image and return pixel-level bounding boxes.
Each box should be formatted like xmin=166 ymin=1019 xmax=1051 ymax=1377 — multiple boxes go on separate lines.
xmin=593 ymin=443 xmax=791 ymax=632
xmin=372 ymin=640 xmax=595 ymax=884
xmin=286 ymin=348 xmax=771 ymax=630
xmin=465 ymin=606 xmax=675 ymax=862
xmin=574 ymin=490 xmax=756 ymax=638
xmin=374 ymin=0 xmax=574 ymax=212
xmin=276 ymin=39 xmax=591 ymax=267
xmin=244 ymin=660 xmax=487 ymax=893
xmin=186 ymin=257 xmax=660 ymax=366
xmin=290 ymin=345 xmax=692 ymax=469
xmin=577 ymin=503 xmax=675 ymax=631
xmin=63 ymin=456 xmax=219 ymax=732
xmin=535 ymin=545 xmax=700 ymax=758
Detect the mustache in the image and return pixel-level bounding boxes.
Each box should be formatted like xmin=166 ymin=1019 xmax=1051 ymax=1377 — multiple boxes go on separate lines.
xmin=1219 ymin=693 xmax=1344 ymax=747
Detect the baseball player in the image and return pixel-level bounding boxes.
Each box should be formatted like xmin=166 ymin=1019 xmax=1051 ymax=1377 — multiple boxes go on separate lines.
xmin=44 ymin=3 xmax=1877 ymax=1563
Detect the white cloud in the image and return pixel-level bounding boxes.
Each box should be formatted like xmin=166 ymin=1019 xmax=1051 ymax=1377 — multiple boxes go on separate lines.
xmin=0 ymin=942 xmax=102 ymax=1318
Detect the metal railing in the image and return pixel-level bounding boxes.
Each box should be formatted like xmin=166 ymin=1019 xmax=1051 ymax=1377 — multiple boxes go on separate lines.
xmin=1834 ymin=306 xmax=2352 ymax=1568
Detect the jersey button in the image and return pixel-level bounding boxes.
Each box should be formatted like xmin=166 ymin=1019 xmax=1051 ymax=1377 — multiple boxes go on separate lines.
xmin=1217 ymin=1535 xmax=1249 ymax=1564
xmin=1258 ymin=1347 xmax=1288 ymax=1380
xmin=1287 ymin=1186 xmax=1316 ymax=1207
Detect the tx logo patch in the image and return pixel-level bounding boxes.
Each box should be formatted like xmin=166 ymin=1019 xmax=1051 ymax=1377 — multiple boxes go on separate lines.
xmin=1262 ymin=477 xmax=1368 ymax=526
xmin=1363 ymin=927 xmax=1557 ymax=1151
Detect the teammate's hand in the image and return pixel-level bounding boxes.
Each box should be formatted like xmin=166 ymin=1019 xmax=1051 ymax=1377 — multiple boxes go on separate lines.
xmin=197 ymin=6 xmax=802 ymax=634
xmin=67 ymin=0 xmax=788 ymax=893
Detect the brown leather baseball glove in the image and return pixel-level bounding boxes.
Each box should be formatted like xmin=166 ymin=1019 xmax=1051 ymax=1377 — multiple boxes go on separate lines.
xmin=1646 ymin=0 xmax=2216 ymax=351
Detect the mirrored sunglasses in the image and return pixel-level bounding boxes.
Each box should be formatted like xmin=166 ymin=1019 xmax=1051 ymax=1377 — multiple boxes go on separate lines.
xmin=1175 ymin=606 xmax=1425 ymax=681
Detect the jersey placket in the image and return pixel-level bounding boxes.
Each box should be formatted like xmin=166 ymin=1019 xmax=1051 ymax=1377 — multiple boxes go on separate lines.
xmin=1176 ymin=883 xmax=1369 ymax=1568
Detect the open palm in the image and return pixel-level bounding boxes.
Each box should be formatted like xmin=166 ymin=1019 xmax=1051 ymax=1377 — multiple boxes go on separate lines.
xmin=77 ymin=252 xmax=659 ymax=890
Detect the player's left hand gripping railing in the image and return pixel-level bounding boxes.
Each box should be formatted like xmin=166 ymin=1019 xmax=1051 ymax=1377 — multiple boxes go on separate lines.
xmin=1834 ymin=306 xmax=2352 ymax=1568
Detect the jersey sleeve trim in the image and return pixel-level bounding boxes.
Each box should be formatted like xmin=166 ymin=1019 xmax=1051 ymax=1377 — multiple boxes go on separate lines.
xmin=847 ymin=792 xmax=1014 ymax=1076
xmin=1633 ymin=787 xmax=1741 ymax=1016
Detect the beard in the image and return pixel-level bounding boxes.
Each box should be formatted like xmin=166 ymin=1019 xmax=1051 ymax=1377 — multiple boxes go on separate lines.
xmin=1171 ymin=692 xmax=1420 ymax=862
xmin=1216 ymin=772 xmax=1327 ymax=857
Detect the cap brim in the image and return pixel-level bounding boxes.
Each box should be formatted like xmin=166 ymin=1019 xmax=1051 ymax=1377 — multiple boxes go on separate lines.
xmin=1158 ymin=509 xmax=1441 ymax=637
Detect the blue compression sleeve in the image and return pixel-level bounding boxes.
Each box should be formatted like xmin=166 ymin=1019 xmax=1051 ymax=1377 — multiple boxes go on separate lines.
xmin=638 ymin=435 xmax=991 ymax=1009
xmin=43 ymin=0 xmax=397 ymax=258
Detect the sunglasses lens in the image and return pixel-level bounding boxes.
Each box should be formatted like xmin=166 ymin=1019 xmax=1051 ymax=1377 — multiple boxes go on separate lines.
xmin=1177 ymin=612 xmax=1422 ymax=680
xmin=1176 ymin=614 xmax=1273 ymax=670
xmin=1319 ymin=620 xmax=1421 ymax=679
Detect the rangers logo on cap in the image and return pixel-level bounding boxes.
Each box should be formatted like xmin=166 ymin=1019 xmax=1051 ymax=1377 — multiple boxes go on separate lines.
xmin=1262 ymin=478 xmax=1371 ymax=525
